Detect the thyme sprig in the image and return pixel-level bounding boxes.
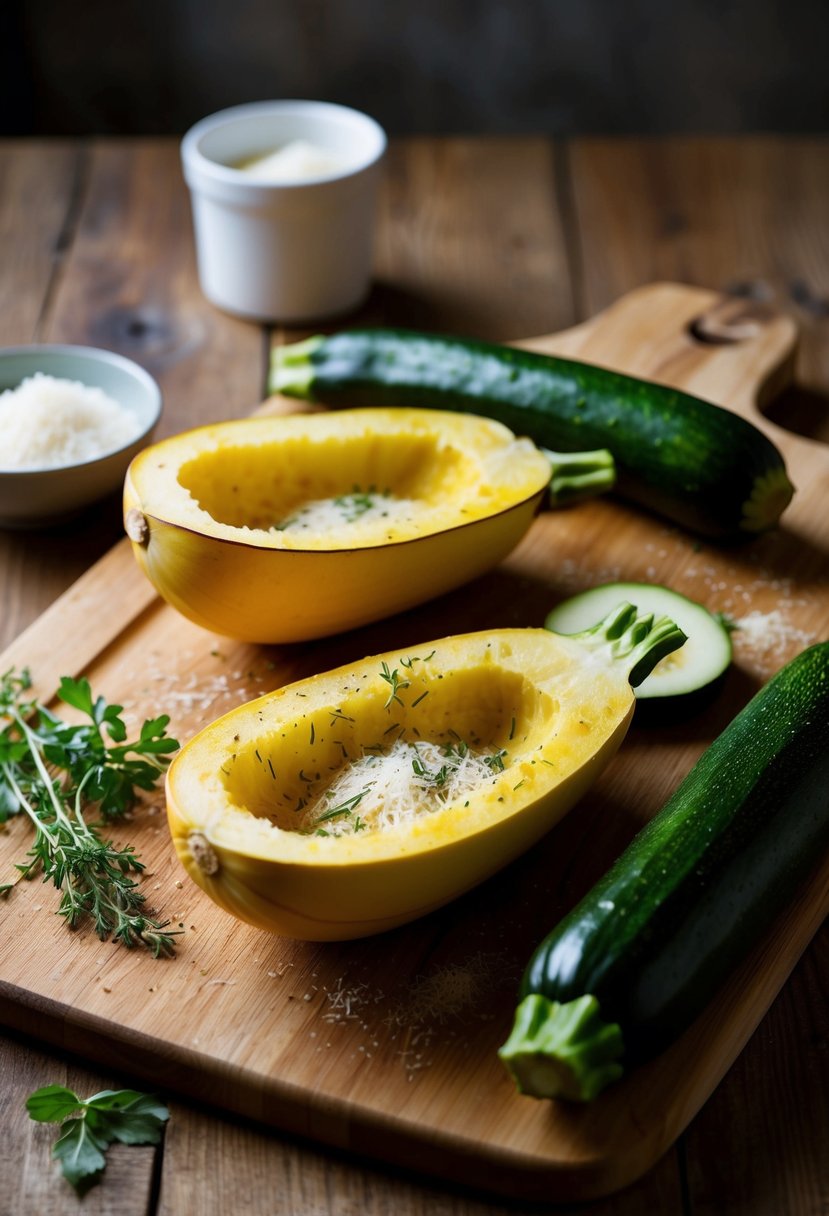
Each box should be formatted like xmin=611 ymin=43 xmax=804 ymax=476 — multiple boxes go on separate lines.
xmin=0 ymin=668 xmax=180 ymax=957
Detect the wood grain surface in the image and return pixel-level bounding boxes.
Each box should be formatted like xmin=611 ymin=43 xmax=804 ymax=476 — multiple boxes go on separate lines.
xmin=1 ymin=136 xmax=828 ymax=1216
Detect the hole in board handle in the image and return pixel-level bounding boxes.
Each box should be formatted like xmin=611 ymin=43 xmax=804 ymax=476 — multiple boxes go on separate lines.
xmin=688 ymin=296 xmax=776 ymax=346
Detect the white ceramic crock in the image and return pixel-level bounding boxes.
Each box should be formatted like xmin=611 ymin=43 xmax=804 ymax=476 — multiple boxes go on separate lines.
xmin=181 ymin=100 xmax=387 ymax=323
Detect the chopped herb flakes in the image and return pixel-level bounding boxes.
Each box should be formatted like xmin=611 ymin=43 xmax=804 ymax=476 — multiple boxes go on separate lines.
xmin=273 ymin=486 xmax=419 ymax=534
xmin=299 ymin=738 xmax=510 ymax=838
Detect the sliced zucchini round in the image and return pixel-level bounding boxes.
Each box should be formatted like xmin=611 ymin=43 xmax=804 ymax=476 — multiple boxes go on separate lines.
xmin=545 ymin=582 xmax=731 ymax=701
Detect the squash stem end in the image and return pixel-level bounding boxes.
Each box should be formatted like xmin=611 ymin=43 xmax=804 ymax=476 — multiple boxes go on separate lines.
xmin=542 ymin=447 xmax=616 ymax=508
xmin=546 ymin=602 xmax=687 ymax=687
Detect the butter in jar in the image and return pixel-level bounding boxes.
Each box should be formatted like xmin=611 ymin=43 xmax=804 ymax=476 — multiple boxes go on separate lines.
xmin=235 ymin=139 xmax=353 ymax=182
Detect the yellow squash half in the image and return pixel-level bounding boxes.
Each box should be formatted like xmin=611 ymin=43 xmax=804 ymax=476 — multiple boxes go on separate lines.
xmin=167 ymin=612 xmax=683 ymax=940
xmin=123 ymin=408 xmax=551 ymax=642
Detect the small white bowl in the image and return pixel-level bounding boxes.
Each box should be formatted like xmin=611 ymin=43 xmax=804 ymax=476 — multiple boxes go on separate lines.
xmin=181 ymin=100 xmax=387 ymax=323
xmin=0 ymin=345 xmax=162 ymax=529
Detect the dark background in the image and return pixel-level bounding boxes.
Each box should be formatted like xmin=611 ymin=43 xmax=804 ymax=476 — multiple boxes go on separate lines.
xmin=3 ymin=0 xmax=828 ymax=137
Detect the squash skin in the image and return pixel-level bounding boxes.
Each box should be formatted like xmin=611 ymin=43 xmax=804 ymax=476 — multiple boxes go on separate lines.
xmin=166 ymin=629 xmax=638 ymax=940
xmin=123 ymin=409 xmax=551 ymax=643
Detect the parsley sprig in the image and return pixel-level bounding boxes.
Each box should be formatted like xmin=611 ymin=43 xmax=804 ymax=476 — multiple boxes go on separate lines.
xmin=27 ymin=1084 xmax=169 ymax=1192
xmin=0 ymin=667 xmax=180 ymax=956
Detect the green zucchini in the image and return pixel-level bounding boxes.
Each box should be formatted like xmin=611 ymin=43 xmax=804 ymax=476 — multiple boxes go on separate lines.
xmin=545 ymin=582 xmax=732 ymax=705
xmin=498 ymin=641 xmax=829 ymax=1102
xmin=272 ymin=330 xmax=795 ymax=539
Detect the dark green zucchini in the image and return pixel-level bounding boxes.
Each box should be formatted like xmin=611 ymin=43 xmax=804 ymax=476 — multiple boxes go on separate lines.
xmin=498 ymin=641 xmax=829 ymax=1102
xmin=272 ymin=330 xmax=794 ymax=539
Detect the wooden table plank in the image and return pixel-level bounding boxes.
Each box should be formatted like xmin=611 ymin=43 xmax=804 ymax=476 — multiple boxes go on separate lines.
xmin=43 ymin=139 xmax=265 ymax=434
xmin=682 ymin=931 xmax=829 ymax=1216
xmin=273 ymin=137 xmax=573 ymax=350
xmin=0 ymin=139 xmax=81 ymax=345
xmin=567 ymin=136 xmax=829 ymax=442
xmin=2 ymin=1031 xmax=158 ymax=1216
xmin=368 ymin=137 xmax=574 ymax=342
xmin=157 ymin=1098 xmax=684 ymax=1216
xmin=0 ymin=140 xmax=112 ymax=643
xmin=567 ymin=133 xmax=829 ymax=1216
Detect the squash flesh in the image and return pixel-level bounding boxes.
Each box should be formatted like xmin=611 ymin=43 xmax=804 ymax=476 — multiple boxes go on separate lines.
xmin=124 ymin=409 xmax=551 ymax=641
xmin=166 ymin=629 xmax=634 ymax=939
xmin=175 ymin=431 xmax=483 ymax=543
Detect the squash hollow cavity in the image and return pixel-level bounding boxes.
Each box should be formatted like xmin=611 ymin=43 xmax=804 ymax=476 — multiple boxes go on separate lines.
xmin=175 ymin=431 xmax=484 ymax=546
xmin=217 ymin=663 xmax=553 ymax=838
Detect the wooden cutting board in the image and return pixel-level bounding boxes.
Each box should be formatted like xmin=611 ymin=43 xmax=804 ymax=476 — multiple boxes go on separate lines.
xmin=1 ymin=283 xmax=827 ymax=1202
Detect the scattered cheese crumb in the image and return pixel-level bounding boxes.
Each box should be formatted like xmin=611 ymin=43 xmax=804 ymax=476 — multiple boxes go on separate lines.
xmin=733 ymin=610 xmax=816 ymax=673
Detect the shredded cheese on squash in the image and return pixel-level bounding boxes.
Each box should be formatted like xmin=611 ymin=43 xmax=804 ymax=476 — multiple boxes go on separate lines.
xmin=299 ymin=739 xmax=507 ymax=837
xmin=273 ymin=490 xmax=427 ymax=537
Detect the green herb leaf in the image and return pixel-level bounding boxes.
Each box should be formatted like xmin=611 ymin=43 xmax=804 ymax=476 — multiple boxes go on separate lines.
xmin=28 ymin=1085 xmax=170 ymax=1192
xmin=85 ymin=1089 xmax=169 ymax=1118
xmin=25 ymin=1084 xmax=82 ymax=1123
xmin=52 ymin=1118 xmax=108 ymax=1190
xmin=56 ymin=675 xmax=95 ymax=716
xmin=87 ymin=1091 xmax=170 ymax=1145
xmin=104 ymin=1112 xmax=166 ymax=1146
xmin=0 ymin=779 xmax=21 ymax=820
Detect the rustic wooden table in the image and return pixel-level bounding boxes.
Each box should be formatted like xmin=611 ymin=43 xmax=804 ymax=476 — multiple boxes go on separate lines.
xmin=1 ymin=136 xmax=828 ymax=1216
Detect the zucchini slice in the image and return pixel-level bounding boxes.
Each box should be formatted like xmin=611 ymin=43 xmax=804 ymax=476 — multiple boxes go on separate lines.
xmin=272 ymin=329 xmax=794 ymax=539
xmin=545 ymin=583 xmax=732 ymax=702
xmin=498 ymin=641 xmax=829 ymax=1101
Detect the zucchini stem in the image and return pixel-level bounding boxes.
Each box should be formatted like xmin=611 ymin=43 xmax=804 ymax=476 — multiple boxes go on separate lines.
xmin=559 ymin=602 xmax=687 ymax=688
xmin=543 ymin=447 xmax=616 ymax=507
xmin=272 ymin=337 xmax=324 ymax=397
xmin=498 ymin=993 xmax=624 ymax=1102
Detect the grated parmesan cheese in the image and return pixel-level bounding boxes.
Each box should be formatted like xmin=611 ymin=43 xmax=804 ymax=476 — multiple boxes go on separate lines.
xmin=273 ymin=489 xmax=428 ymax=537
xmin=0 ymin=373 xmax=140 ymax=470
xmin=732 ymin=609 xmax=816 ymax=673
xmin=300 ymin=738 xmax=507 ymax=837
